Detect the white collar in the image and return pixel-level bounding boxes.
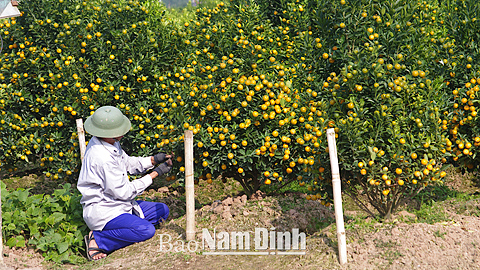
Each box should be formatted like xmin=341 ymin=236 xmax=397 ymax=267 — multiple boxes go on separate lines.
xmin=93 ymin=136 xmax=122 ymax=156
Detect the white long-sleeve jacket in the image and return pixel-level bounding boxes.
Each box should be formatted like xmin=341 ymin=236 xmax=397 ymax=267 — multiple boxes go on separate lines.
xmin=77 ymin=136 xmax=154 ymax=231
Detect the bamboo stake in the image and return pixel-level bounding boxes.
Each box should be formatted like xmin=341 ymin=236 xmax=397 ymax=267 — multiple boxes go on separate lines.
xmin=185 ymin=130 xmax=195 ymax=241
xmin=326 ymin=128 xmax=347 ymax=265
xmin=76 ymin=119 xmax=86 ymax=161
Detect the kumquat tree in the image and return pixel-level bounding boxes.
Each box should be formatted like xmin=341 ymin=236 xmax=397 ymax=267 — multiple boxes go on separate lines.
xmin=1 ymin=0 xmax=480 ymax=229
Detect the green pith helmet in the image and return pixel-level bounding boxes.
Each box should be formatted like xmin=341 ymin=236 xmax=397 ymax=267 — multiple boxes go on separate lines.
xmin=84 ymin=106 xmax=131 ymax=138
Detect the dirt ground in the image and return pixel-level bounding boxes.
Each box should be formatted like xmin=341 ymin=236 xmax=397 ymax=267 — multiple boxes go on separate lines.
xmin=3 ymin=175 xmax=480 ymax=270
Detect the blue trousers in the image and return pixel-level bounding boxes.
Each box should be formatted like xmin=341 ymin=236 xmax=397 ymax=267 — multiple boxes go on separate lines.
xmin=93 ymin=201 xmax=169 ymax=253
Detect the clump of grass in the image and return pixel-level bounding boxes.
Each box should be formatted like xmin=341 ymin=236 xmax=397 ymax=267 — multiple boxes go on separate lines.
xmin=194 ymin=177 xmax=244 ymax=205
xmin=403 ymin=184 xmax=480 ymax=224
xmin=450 ymin=198 xmax=480 ymax=217
xmin=260 ymin=179 xmax=308 ymax=195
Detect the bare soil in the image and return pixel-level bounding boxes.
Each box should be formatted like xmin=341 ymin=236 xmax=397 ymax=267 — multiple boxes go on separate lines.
xmin=3 ymin=173 xmax=480 ymax=270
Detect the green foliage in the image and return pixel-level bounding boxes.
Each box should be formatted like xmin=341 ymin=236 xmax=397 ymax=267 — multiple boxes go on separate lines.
xmin=0 ymin=0 xmax=480 ymax=219
xmin=414 ymin=185 xmax=461 ymax=203
xmin=0 ymin=0 xmax=189 ymax=180
xmin=409 ymin=185 xmax=477 ymax=223
xmin=439 ymin=0 xmax=480 ymax=173
xmin=1 ymin=182 xmax=87 ymax=263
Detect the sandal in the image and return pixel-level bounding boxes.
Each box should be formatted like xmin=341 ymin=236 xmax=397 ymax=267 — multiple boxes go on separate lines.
xmin=84 ymin=232 xmax=107 ymax=261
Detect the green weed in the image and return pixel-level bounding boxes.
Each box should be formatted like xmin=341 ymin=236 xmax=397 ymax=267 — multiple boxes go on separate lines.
xmin=1 ymin=182 xmax=87 ymax=264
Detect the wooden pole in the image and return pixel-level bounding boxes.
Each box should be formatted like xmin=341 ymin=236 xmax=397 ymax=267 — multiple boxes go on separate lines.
xmin=184 ymin=130 xmax=195 ymax=241
xmin=326 ymin=128 xmax=347 ymax=265
xmin=76 ymin=119 xmax=86 ymax=161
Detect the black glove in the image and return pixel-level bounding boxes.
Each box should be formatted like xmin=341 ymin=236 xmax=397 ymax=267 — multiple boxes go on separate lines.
xmin=153 ymin=152 xmax=167 ymax=164
xmin=154 ymin=162 xmax=172 ymax=176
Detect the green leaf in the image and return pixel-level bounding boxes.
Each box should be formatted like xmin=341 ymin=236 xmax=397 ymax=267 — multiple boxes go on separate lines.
xmin=367 ymin=146 xmax=376 ymax=161
xmin=18 ymin=189 xmax=29 ymax=203
xmin=51 ymin=233 xmax=62 ymax=243
xmin=51 ymin=212 xmax=66 ymax=223
xmin=28 ymin=223 xmax=39 ymax=236
xmin=2 ymin=212 xmax=12 ymax=223
xmin=6 ymin=223 xmax=16 ymax=231
xmin=56 ymin=242 xmax=69 ymax=254
xmin=6 ymin=237 xmax=17 ymax=248
xmin=15 ymin=236 xmax=26 ymax=248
